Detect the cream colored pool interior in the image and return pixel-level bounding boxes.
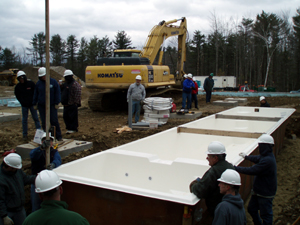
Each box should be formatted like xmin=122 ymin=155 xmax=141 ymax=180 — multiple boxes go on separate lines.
xmin=54 ymin=106 xmax=295 ymax=205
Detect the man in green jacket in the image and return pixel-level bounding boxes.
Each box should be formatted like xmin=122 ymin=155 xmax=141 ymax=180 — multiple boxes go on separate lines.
xmin=189 ymin=141 xmax=234 ymax=218
xmin=0 ymin=153 xmax=35 ymax=225
xmin=23 ymin=170 xmax=89 ymax=225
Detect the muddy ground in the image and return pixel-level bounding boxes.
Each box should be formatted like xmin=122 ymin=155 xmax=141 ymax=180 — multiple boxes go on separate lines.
xmin=1 ymin=86 xmax=300 ymax=224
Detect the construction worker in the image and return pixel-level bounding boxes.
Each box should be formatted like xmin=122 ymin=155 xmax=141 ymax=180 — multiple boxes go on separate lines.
xmin=191 ymin=77 xmax=199 ymax=109
xmin=189 ymin=141 xmax=234 ymax=219
xmin=260 ymin=96 xmax=270 ymax=107
xmin=181 ymin=73 xmax=195 ymax=110
xmin=60 ymin=69 xmax=82 ymax=134
xmin=23 ymin=170 xmax=90 ymax=225
xmin=212 ymin=169 xmax=246 ymax=225
xmin=203 ymin=73 xmax=214 ymax=103
xmin=127 ymin=75 xmax=146 ymax=123
xmin=235 ymin=134 xmax=277 ymax=225
xmin=32 ymin=67 xmax=62 ymax=141
xmin=30 ymin=132 xmax=61 ymax=212
xmin=0 ymin=153 xmax=35 ymax=225
xmin=14 ymin=70 xmax=41 ymax=141
xmin=244 ymin=81 xmax=248 ymax=92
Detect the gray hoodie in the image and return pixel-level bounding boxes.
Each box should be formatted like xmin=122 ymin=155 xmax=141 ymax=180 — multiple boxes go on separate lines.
xmin=212 ymin=193 xmax=246 ymax=225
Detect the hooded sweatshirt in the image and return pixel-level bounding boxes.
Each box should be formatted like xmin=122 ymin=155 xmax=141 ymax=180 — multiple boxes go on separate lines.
xmin=212 ymin=193 xmax=246 ymax=225
xmin=235 ymin=143 xmax=277 ymax=197
xmin=14 ymin=78 xmax=36 ymax=107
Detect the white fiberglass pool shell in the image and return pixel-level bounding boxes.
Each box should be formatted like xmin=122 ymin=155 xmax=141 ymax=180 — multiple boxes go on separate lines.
xmin=54 ymin=106 xmax=295 ymax=205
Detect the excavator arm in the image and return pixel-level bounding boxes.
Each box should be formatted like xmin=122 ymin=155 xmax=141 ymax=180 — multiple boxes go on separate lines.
xmin=140 ymin=17 xmax=187 ymax=81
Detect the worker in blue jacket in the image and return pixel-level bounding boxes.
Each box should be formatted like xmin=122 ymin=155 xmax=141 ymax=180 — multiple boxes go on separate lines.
xmin=181 ymin=73 xmax=195 ymax=110
xmin=30 ymin=132 xmax=61 ymax=212
xmin=32 ymin=67 xmax=62 ymax=141
xmin=235 ymin=134 xmax=277 ymax=225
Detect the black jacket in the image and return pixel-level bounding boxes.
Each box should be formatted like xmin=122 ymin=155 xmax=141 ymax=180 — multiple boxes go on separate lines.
xmin=0 ymin=163 xmax=35 ymax=217
xmin=260 ymin=101 xmax=270 ymax=107
xmin=191 ymin=159 xmax=234 ymax=215
xmin=14 ymin=80 xmax=36 ymax=107
xmin=203 ymin=77 xmax=214 ymax=92
xmin=235 ymin=143 xmax=277 ymax=197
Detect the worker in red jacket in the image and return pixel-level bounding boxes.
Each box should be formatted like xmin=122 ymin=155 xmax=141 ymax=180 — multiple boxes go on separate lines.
xmin=191 ymin=77 xmax=199 ymax=109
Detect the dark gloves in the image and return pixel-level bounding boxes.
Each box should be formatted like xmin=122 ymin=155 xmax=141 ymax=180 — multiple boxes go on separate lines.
xmin=46 ymin=163 xmax=55 ymax=170
xmin=189 ymin=179 xmax=198 ymax=193
xmin=41 ymin=140 xmax=50 ymax=150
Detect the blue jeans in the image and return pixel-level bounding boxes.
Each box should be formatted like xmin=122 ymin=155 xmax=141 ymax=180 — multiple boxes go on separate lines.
xmin=191 ymin=94 xmax=198 ymax=108
xmin=248 ymin=195 xmax=274 ymax=225
xmin=132 ymin=101 xmax=141 ymax=123
xmin=206 ymin=91 xmax=212 ymax=103
xmin=0 ymin=208 xmax=26 ymax=225
xmin=182 ymin=92 xmax=191 ymax=109
xmin=38 ymin=104 xmax=62 ymax=140
xmin=22 ymin=106 xmax=41 ymax=136
xmin=31 ymin=184 xmax=42 ymax=212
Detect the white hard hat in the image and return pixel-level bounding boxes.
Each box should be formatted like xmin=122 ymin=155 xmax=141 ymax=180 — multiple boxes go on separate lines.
xmin=183 ymin=74 xmax=188 ymax=78
xmin=64 ymin=69 xmax=73 ymax=77
xmin=136 ymin=75 xmax=142 ymax=80
xmin=218 ymin=169 xmax=241 ymax=185
xmin=260 ymin=96 xmax=265 ymax=101
xmin=41 ymin=132 xmax=54 ymax=140
xmin=4 ymin=153 xmax=22 ymax=169
xmin=258 ymin=134 xmax=274 ymax=145
xmin=192 ymin=77 xmax=196 ymax=81
xmin=206 ymin=141 xmax=226 ymax=154
xmin=17 ymin=71 xmax=26 ymax=78
xmin=38 ymin=67 xmax=46 ymax=77
xmin=35 ymin=170 xmax=63 ymax=193
xmin=187 ymin=73 xmax=193 ymax=78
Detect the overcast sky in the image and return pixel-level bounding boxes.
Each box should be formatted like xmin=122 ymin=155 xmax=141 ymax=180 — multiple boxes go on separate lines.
xmin=0 ymin=0 xmax=299 ymax=53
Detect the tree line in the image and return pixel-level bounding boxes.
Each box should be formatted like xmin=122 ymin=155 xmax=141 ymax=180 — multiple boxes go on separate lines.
xmin=0 ymin=9 xmax=299 ymax=92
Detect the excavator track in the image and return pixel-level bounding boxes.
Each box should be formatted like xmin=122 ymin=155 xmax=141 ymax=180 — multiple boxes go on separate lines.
xmin=88 ymin=90 xmax=127 ymax=111
xmin=88 ymin=88 xmax=182 ymax=112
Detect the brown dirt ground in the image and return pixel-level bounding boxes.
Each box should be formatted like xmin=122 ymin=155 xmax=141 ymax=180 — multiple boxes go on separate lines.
xmin=1 ymin=86 xmax=300 ymax=224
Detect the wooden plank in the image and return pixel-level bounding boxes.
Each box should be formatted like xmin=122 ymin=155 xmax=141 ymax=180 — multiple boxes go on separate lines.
xmin=29 ymin=141 xmax=39 ymax=147
xmin=177 ymin=127 xmax=262 ymax=138
xmin=57 ymin=139 xmax=74 ymax=150
xmin=215 ymin=114 xmax=281 ymax=122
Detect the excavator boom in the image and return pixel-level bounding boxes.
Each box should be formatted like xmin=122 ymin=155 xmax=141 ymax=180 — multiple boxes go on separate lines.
xmin=141 ymin=17 xmax=187 ymax=80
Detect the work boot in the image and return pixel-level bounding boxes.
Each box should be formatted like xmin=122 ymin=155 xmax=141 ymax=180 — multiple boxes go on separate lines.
xmin=23 ymin=135 xmax=28 ymax=141
xmin=66 ymin=130 xmax=76 ymax=134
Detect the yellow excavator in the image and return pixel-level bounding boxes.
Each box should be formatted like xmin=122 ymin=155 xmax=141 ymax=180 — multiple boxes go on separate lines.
xmin=85 ymin=17 xmax=187 ymax=111
xmin=0 ymin=69 xmax=18 ymax=86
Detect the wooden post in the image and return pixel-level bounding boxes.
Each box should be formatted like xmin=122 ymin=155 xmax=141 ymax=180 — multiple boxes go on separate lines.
xmin=45 ymin=0 xmax=50 ymax=167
